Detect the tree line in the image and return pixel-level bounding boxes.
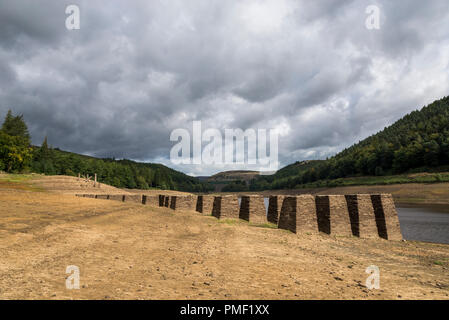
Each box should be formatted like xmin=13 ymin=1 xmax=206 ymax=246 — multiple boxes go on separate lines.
xmin=0 ymin=110 xmax=212 ymax=192
xmin=250 ymin=96 xmax=449 ymax=190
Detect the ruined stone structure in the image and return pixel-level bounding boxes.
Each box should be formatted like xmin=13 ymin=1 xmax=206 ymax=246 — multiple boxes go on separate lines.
xmin=124 ymin=194 xmax=142 ymax=204
xmin=345 ymin=194 xmax=379 ymax=238
xmin=142 ymin=195 xmax=159 ymax=206
xmin=212 ymin=196 xmax=240 ymax=219
xmin=278 ymin=195 xmax=318 ymax=234
xmin=159 ymin=195 xmax=165 ymax=206
xmin=267 ymin=195 xmax=285 ymax=225
xmin=277 ymin=194 xmax=402 ymax=240
xmin=195 ymin=195 xmax=214 ymax=215
xmin=370 ymin=194 xmax=402 ymax=240
xmin=239 ymin=195 xmax=267 ymax=224
xmin=75 ymin=192 xmax=402 ymax=240
xmin=315 ymin=195 xmax=353 ymax=236
xmin=169 ymin=195 xmax=197 ymax=211
xmin=109 ymin=194 xmax=125 ymax=202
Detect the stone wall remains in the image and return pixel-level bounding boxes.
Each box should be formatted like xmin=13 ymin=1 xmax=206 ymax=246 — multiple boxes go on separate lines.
xmin=239 ymin=195 xmax=267 ymax=224
xmin=75 ymin=192 xmax=402 ymax=240
xmin=212 ymin=196 xmax=240 ymax=219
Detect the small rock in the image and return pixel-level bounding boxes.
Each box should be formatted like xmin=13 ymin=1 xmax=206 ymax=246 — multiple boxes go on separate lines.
xmin=334 ymin=277 xmax=344 ymax=281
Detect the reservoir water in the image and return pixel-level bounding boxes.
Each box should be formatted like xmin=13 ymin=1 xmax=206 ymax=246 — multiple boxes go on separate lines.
xmin=397 ymin=206 xmax=449 ymax=244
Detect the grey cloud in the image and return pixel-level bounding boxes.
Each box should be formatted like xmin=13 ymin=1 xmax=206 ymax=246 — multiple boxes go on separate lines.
xmin=0 ymin=0 xmax=449 ymax=175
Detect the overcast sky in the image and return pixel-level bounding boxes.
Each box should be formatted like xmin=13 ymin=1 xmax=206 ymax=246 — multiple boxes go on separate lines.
xmin=1 ymin=0 xmax=449 ymax=176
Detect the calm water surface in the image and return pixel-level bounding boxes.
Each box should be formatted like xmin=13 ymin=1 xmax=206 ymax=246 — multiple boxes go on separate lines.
xmin=397 ymin=206 xmax=449 ymax=244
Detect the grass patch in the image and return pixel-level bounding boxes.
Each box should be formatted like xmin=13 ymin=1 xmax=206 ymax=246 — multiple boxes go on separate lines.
xmin=218 ymin=218 xmax=243 ymax=225
xmin=292 ymin=172 xmax=449 ymax=189
xmin=433 ymin=260 xmax=446 ymax=266
xmin=0 ymin=173 xmax=44 ymax=192
xmin=0 ymin=173 xmax=34 ymax=183
xmin=249 ymin=222 xmax=278 ymax=229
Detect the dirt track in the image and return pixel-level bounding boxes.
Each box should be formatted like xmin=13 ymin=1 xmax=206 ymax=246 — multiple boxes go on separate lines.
xmin=0 ymin=183 xmax=448 ymax=299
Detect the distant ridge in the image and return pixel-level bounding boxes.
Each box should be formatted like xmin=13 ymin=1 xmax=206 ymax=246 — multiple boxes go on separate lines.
xmin=251 ymin=96 xmax=449 ymax=190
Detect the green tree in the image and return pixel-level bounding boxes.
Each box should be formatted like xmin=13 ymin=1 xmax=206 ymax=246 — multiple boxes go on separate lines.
xmin=1 ymin=110 xmax=31 ymax=142
xmin=0 ymin=110 xmax=33 ymax=172
xmin=0 ymin=131 xmax=32 ymax=172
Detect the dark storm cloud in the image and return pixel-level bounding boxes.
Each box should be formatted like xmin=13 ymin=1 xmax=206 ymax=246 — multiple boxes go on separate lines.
xmin=0 ymin=0 xmax=449 ymax=175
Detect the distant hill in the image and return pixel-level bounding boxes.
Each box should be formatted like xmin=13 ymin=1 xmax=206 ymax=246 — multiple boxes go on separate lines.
xmin=200 ymin=170 xmax=259 ymax=192
xmin=29 ymin=146 xmax=213 ymax=192
xmin=250 ymin=96 xmax=449 ymax=190
xmin=208 ymin=170 xmax=260 ymax=181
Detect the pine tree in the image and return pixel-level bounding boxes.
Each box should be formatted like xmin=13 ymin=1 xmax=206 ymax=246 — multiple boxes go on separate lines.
xmin=38 ymin=136 xmax=51 ymax=159
xmin=1 ymin=110 xmax=31 ymax=143
xmin=0 ymin=110 xmax=32 ymax=172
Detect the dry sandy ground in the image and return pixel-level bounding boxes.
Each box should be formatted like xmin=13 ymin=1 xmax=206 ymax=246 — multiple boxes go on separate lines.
xmin=0 ymin=184 xmax=448 ymax=300
xmin=28 ymin=174 xmax=192 ymax=197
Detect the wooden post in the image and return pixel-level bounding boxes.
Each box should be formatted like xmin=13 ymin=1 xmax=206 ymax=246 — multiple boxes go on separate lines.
xmin=94 ymin=173 xmax=97 ymax=187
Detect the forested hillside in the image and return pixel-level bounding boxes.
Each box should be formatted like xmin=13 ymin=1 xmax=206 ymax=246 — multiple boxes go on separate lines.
xmin=250 ymin=96 xmax=449 ymax=190
xmin=0 ymin=110 xmax=212 ymax=192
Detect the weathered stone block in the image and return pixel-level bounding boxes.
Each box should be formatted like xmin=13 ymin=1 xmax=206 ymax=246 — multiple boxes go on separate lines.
xmin=295 ymin=195 xmax=319 ymax=234
xmin=159 ymin=195 xmax=165 ymax=206
xmin=109 ymin=194 xmax=125 ymax=202
xmin=315 ymin=195 xmax=331 ymax=234
xmin=278 ymin=195 xmax=318 ymax=234
xmin=239 ymin=195 xmax=267 ymax=224
xmin=345 ymin=194 xmax=379 ymax=239
xmin=124 ymin=194 xmax=142 ymax=204
xmin=314 ymin=195 xmax=353 ymax=236
xmin=142 ymin=195 xmax=159 ymax=206
xmin=267 ymin=195 xmax=284 ymax=225
xmin=212 ymin=196 xmax=239 ymax=219
xmin=328 ymin=195 xmax=353 ymax=236
xmin=371 ymin=194 xmax=402 ymax=240
xmin=170 ymin=195 xmax=197 ymax=211
xmin=196 ymin=195 xmax=214 ymax=215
